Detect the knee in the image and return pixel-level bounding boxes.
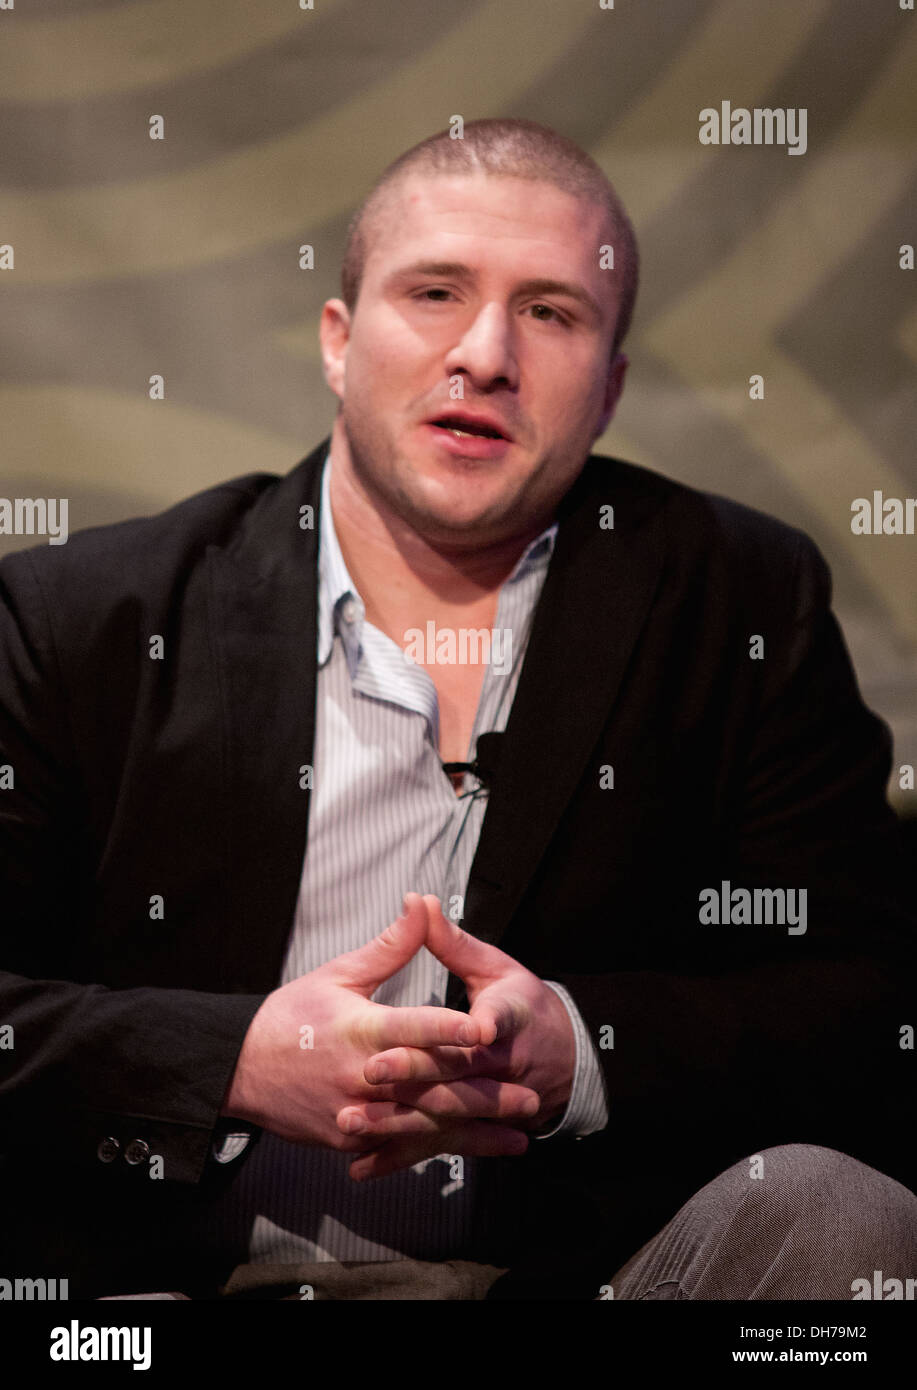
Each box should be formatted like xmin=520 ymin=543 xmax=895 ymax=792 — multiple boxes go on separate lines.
xmin=750 ymin=1143 xmax=862 ymax=1197
xmin=743 ymin=1145 xmax=917 ymax=1261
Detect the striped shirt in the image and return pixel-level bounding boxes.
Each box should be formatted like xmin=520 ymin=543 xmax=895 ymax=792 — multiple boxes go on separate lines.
xmin=213 ymin=449 xmax=608 ymax=1263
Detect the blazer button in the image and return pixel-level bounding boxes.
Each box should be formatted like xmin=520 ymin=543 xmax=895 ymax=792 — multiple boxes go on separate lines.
xmin=97 ymin=1136 xmax=120 ymax=1163
xmin=124 ymin=1138 xmax=151 ymax=1166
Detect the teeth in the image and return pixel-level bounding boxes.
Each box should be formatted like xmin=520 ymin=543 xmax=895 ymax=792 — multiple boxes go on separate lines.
xmin=436 ymin=422 xmax=499 ymax=438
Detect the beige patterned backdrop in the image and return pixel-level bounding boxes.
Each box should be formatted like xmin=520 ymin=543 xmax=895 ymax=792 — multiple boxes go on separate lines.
xmin=1 ymin=0 xmax=915 ymax=807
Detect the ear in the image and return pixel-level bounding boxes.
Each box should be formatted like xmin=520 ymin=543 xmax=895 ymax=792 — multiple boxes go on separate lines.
xmin=594 ymin=352 xmax=628 ymax=441
xmin=319 ymin=298 xmax=352 ymax=399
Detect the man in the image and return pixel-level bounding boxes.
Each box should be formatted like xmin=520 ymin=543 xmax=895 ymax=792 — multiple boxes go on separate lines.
xmin=1 ymin=119 xmax=915 ymax=1301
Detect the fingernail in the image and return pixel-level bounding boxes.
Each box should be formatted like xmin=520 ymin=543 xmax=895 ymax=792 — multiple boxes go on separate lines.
xmin=523 ymin=1096 xmax=540 ymax=1116
xmin=343 ymin=1113 xmax=366 ymax=1134
xmin=370 ymin=1063 xmax=391 ymax=1083
xmin=457 ymin=1024 xmax=476 ymax=1045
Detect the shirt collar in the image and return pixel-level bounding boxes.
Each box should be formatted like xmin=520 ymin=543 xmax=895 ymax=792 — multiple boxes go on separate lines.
xmin=316 ymin=449 xmax=558 ymax=668
xmin=317 ymin=451 xmax=361 ymax=667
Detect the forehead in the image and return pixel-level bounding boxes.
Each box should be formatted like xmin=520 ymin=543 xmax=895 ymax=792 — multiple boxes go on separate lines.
xmin=362 ymin=171 xmax=612 ymax=284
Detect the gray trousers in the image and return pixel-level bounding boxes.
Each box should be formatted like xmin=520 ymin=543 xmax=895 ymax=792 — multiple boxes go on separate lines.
xmin=604 ymin=1144 xmax=917 ymax=1301
xmin=100 ymin=1146 xmax=917 ymax=1301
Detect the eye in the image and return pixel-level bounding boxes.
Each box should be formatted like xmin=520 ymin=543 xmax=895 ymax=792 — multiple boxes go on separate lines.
xmin=414 ymin=287 xmax=455 ymax=302
xmin=527 ymin=303 xmax=568 ymax=325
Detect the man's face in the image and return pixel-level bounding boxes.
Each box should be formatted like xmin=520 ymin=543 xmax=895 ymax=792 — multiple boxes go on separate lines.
xmin=320 ymin=171 xmax=628 ymax=548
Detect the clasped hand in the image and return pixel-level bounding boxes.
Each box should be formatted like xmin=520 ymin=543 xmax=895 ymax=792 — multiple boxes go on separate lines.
xmin=224 ymin=892 xmax=575 ymax=1182
xmin=340 ymin=892 xmax=576 ymax=1181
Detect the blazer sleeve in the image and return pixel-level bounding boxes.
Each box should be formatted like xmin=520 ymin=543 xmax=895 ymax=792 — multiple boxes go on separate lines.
xmin=0 ymin=548 xmax=265 ymax=1186
xmin=553 ymin=532 xmax=916 ymax=1184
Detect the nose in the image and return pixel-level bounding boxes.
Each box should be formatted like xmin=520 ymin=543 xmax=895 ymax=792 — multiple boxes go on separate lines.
xmin=444 ymin=301 xmax=518 ymax=392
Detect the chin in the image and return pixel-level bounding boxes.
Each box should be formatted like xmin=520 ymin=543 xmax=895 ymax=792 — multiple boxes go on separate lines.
xmin=400 ymin=485 xmax=500 ymax=534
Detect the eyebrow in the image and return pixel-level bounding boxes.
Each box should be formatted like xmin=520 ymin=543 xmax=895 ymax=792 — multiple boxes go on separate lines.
xmin=385 ymin=260 xmax=604 ymax=324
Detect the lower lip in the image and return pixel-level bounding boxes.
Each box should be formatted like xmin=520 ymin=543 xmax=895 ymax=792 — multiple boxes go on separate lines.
xmin=422 ymin=423 xmax=513 ymax=459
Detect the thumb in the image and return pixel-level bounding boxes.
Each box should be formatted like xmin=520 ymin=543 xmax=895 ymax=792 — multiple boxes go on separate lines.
xmin=422 ymin=894 xmax=507 ymax=988
xmin=424 ymin=898 xmax=531 ymax=1046
xmin=334 ymin=893 xmax=428 ymax=995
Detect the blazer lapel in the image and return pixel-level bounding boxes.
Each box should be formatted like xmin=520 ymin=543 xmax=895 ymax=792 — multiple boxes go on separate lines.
xmin=453 ymin=455 xmax=668 ymax=979
xmin=206 ymin=438 xmax=328 ymax=991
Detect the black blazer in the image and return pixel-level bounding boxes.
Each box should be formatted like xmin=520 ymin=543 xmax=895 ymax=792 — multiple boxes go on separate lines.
xmin=1 ymin=439 xmax=913 ymax=1298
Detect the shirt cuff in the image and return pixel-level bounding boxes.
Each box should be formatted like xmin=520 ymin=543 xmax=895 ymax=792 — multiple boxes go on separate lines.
xmin=211 ymin=1124 xmax=254 ymax=1164
xmin=534 ymin=981 xmax=609 ymax=1140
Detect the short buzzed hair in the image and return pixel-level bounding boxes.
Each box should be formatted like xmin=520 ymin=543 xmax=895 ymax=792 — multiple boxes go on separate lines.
xmin=340 ymin=118 xmax=639 ymax=357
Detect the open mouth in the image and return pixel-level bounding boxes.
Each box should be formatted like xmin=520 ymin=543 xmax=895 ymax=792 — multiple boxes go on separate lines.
xmin=428 ymin=416 xmax=508 ymax=441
